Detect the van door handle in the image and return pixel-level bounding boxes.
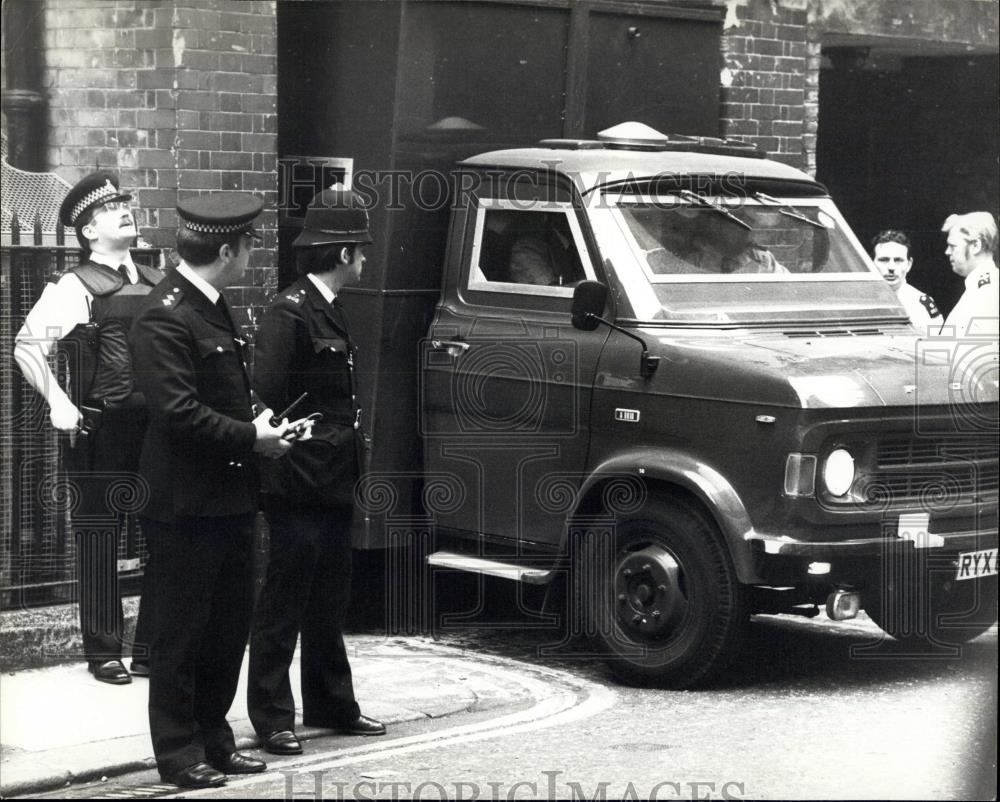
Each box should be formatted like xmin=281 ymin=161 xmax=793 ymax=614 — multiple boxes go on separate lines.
xmin=431 ymin=339 xmax=471 ymax=357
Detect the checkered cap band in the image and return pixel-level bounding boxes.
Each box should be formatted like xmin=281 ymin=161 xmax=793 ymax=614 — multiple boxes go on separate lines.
xmin=70 ymin=180 xmax=120 ymax=224
xmin=184 ymin=220 xmax=252 ymax=234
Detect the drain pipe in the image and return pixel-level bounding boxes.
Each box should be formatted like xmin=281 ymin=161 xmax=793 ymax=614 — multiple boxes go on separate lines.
xmin=2 ymin=0 xmax=47 ymax=170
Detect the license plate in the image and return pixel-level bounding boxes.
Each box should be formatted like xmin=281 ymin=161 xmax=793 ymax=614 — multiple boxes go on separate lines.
xmin=955 ymin=548 xmax=998 ymax=581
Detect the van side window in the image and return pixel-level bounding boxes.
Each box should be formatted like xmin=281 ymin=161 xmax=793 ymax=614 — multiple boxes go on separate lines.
xmin=478 ymin=209 xmax=585 ymax=288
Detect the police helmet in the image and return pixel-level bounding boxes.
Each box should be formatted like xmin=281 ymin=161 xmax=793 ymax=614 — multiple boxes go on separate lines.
xmin=293 ymin=186 xmax=373 ymax=249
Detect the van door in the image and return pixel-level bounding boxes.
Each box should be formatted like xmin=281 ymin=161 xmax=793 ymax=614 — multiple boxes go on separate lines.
xmin=422 ymin=196 xmax=610 ymax=547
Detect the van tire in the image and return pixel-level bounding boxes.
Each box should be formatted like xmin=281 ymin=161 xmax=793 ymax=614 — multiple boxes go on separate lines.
xmin=582 ymin=495 xmax=748 ymax=688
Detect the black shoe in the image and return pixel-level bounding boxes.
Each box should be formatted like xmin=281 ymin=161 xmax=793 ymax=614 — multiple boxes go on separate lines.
xmin=207 ymin=751 xmax=267 ymax=775
xmin=129 ymin=661 xmax=150 ymax=678
xmin=164 ymin=761 xmax=227 ymax=788
xmin=339 ymin=714 xmax=386 ymax=736
xmin=262 ymin=730 xmax=303 ymax=755
xmin=88 ymin=660 xmax=131 ymax=685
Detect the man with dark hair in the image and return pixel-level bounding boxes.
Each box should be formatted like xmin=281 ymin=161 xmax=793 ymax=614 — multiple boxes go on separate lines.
xmin=13 ymin=171 xmax=162 ymax=685
xmin=130 ymin=193 xmax=292 ymax=789
xmin=248 ymin=187 xmax=385 ymax=758
xmin=941 ymin=211 xmax=1000 ymax=338
xmin=870 ymin=229 xmax=941 ymax=333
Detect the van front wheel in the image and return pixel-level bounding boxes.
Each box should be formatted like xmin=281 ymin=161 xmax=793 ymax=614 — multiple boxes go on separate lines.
xmin=583 ymin=496 xmax=748 ymax=688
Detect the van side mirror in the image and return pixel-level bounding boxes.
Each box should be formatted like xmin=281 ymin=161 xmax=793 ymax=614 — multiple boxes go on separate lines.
xmin=571 ymin=281 xmax=608 ymax=331
xmin=570 ymin=280 xmax=659 ymax=378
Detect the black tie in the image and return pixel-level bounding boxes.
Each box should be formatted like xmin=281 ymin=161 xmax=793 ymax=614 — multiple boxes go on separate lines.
xmin=117 ymin=265 xmax=133 ymax=284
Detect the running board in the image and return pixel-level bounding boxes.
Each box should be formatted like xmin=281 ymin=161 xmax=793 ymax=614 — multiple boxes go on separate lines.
xmin=425 ymin=551 xmax=554 ymax=585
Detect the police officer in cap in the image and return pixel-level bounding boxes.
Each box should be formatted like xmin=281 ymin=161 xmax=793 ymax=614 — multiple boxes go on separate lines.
xmin=130 ymin=193 xmax=292 ymax=789
xmin=247 ymin=186 xmax=385 ymax=757
xmin=13 ymin=171 xmax=163 ymax=685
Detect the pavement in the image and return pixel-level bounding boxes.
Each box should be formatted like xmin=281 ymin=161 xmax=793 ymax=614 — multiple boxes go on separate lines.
xmin=0 ymin=631 xmax=536 ymax=798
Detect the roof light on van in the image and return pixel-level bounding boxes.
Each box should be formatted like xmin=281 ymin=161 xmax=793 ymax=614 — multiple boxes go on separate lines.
xmin=597 ymin=122 xmax=669 ymax=151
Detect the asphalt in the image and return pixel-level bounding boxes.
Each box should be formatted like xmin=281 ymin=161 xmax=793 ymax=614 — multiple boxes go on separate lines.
xmin=0 ymin=628 xmax=535 ymax=798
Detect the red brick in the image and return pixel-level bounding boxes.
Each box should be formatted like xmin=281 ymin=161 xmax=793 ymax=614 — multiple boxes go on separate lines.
xmin=242 ymin=133 xmax=276 ymax=152
xmin=137 ymin=109 xmax=177 ymax=129
xmin=134 ymin=28 xmax=173 ymax=49
xmin=138 ymin=149 xmax=175 ymax=168
xmin=177 ymin=110 xmax=201 ymax=130
xmin=211 ymin=152 xmax=254 ymax=170
xmin=177 ymin=151 xmax=200 ymax=169
xmin=210 ymin=72 xmax=254 ymax=93
xmin=178 ymin=130 xmax=220 ymax=150
xmin=181 ymin=50 xmax=221 ymax=70
xmin=156 ymin=169 xmax=179 ymax=189
xmin=242 ymin=94 xmax=276 ymax=114
xmin=177 ymin=90 xmax=217 ymax=111
xmin=77 ymin=109 xmax=117 ymax=127
xmin=219 ymin=52 xmax=243 ymax=72
xmin=220 ymin=172 xmax=244 ymax=190
xmin=136 ymin=69 xmax=173 ymax=91
xmin=208 ymin=112 xmax=253 ymax=132
xmin=219 ymin=93 xmax=242 ymax=112
xmin=178 ymin=170 xmax=221 ymax=190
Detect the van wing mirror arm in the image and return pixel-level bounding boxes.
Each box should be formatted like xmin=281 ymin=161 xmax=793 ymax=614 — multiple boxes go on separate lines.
xmin=588 ymin=315 xmax=660 ymax=378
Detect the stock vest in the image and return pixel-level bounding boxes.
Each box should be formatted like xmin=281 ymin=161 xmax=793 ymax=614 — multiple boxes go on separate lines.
xmin=60 ymin=259 xmax=164 ymax=407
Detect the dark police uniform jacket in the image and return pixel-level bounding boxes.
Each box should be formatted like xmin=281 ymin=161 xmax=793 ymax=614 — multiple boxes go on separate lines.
xmin=130 ymin=271 xmax=259 ymax=522
xmin=254 ymin=276 xmax=361 ymax=508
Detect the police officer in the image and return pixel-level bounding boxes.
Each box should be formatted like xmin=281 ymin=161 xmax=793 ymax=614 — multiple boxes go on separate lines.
xmin=941 ymin=212 xmax=1000 ymax=338
xmin=130 ymin=194 xmax=291 ymax=789
xmin=248 ymin=187 xmax=385 ymax=757
xmin=870 ymin=230 xmax=941 ymax=334
xmin=13 ymin=171 xmax=162 ymax=685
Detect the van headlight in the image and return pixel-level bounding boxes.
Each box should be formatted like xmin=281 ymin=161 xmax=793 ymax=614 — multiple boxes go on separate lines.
xmin=822 ymin=448 xmax=855 ymax=497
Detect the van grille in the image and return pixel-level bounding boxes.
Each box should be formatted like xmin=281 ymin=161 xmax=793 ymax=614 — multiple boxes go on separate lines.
xmin=860 ymin=433 xmax=999 ymax=504
xmin=783 ymin=328 xmax=885 ymax=338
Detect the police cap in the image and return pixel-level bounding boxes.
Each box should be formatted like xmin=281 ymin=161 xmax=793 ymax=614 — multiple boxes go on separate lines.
xmin=177 ymin=193 xmax=263 ymax=239
xmin=293 ymin=186 xmax=373 ymax=249
xmin=59 ymin=171 xmax=133 ymax=228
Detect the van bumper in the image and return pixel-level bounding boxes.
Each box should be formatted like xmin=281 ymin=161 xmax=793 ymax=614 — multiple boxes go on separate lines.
xmin=745 ymin=526 xmax=998 ymax=585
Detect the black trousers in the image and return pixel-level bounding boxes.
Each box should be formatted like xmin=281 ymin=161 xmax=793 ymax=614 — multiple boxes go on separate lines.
xmin=248 ymin=496 xmax=359 ymax=735
xmin=143 ymin=513 xmax=256 ymax=777
xmin=66 ymin=406 xmax=148 ymax=664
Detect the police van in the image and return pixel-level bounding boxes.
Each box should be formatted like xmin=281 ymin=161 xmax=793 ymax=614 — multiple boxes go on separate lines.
xmin=344 ymin=122 xmax=998 ymax=687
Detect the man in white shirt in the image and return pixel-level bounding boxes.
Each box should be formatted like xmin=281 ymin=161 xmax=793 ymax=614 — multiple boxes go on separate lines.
xmin=870 ymin=230 xmax=941 ymax=334
xmin=941 ymin=212 xmax=1000 ymax=338
xmin=13 ymin=171 xmax=163 ymax=685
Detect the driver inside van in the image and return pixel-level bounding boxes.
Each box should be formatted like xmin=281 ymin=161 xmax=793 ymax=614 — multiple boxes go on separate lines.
xmin=690 ymin=214 xmax=787 ymax=275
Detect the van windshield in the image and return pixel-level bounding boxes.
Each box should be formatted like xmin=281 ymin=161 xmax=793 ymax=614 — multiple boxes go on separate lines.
xmin=589 ymin=195 xmax=907 ymax=325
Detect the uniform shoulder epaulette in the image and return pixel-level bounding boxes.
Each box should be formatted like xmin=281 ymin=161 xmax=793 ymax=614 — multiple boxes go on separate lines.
xmin=919 ymin=294 xmax=940 ymax=318
xmin=158 ymin=284 xmax=186 ymax=310
xmin=281 ymin=287 xmax=306 ymax=305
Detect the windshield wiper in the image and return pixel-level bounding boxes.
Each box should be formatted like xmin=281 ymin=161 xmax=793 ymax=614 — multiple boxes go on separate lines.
xmin=678 ymin=190 xmax=751 ymax=230
xmin=752 ymin=192 xmax=827 ymax=229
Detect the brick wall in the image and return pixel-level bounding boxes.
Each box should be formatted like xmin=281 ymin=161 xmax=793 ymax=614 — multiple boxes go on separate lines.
xmin=720 ymin=0 xmax=811 ymax=171
xmin=43 ymin=0 xmax=278 ymax=333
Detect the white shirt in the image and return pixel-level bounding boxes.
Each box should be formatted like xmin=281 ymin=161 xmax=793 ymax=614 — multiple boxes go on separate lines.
xmin=15 ymin=251 xmax=138 ymax=354
xmin=306 ymin=272 xmax=336 ymax=305
xmin=943 ymin=263 xmax=1000 ymax=339
xmin=176 ymin=263 xmax=220 ymax=304
xmin=897 ymin=283 xmax=941 ymax=335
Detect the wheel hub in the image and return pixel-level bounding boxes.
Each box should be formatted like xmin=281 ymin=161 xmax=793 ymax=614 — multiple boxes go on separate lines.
xmin=613 ymin=544 xmax=687 ymax=637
